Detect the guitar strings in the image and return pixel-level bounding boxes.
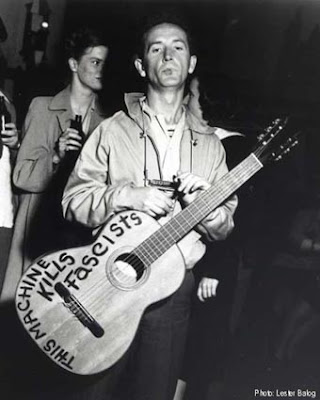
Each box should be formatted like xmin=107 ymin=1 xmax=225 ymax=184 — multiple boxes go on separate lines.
xmin=85 ymin=158 xmax=262 ymax=314
xmin=84 ymin=179 xmax=220 ymax=311
xmin=84 ymin=201 xmax=204 ymax=311
xmin=81 ymin=158 xmax=262 ymax=313
xmin=66 ymin=125 xmax=281 ymax=310
xmin=65 ymin=124 xmax=284 ymax=313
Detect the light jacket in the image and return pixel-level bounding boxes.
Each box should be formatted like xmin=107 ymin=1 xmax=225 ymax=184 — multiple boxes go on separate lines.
xmin=1 ymin=86 xmax=107 ymax=302
xmin=62 ymin=93 xmax=238 ymax=270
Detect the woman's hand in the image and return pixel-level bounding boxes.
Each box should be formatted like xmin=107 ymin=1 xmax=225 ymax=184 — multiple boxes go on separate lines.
xmin=55 ymin=127 xmax=83 ymax=161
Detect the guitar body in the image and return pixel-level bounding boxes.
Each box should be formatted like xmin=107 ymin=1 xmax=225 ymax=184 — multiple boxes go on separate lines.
xmin=15 ymin=210 xmax=185 ymax=375
xmin=15 ymin=117 xmax=294 ymax=376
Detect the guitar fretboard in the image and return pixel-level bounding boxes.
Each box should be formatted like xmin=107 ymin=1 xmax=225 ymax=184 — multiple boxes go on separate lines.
xmin=133 ymin=153 xmax=263 ymax=265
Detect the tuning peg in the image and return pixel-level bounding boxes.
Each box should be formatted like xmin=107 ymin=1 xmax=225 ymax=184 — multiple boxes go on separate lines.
xmin=258 ymin=116 xmax=287 ymax=143
xmin=273 ymin=137 xmax=299 ymax=162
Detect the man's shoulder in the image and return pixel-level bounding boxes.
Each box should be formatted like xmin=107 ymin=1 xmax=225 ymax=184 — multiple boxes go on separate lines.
xmin=91 ymin=110 xmax=139 ymax=145
xmin=98 ymin=109 xmax=136 ymax=132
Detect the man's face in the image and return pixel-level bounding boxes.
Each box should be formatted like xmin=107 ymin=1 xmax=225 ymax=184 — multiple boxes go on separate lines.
xmin=72 ymin=45 xmax=108 ymax=91
xmin=136 ymin=23 xmax=197 ymax=90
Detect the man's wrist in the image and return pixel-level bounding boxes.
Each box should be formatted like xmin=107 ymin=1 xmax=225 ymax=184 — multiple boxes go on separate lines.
xmin=115 ymin=182 xmax=136 ymax=210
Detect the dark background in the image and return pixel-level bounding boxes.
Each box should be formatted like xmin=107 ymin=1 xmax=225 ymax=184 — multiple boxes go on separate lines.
xmin=3 ymin=2 xmax=320 ymax=398
xmin=60 ymin=0 xmax=320 ymax=110
xmin=14 ymin=0 xmax=320 ymax=182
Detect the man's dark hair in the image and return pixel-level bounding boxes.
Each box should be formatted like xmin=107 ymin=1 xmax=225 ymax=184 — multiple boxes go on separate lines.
xmin=65 ymin=27 xmax=108 ymax=61
xmin=135 ymin=11 xmax=196 ymax=59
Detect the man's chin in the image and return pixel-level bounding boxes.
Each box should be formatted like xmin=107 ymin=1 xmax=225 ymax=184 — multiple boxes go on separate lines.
xmin=160 ymin=77 xmax=182 ymax=87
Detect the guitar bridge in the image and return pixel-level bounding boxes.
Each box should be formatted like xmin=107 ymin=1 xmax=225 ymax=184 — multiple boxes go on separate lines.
xmin=54 ymin=282 xmax=104 ymax=338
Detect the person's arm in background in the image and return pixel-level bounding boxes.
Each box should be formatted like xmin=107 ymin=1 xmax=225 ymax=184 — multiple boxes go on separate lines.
xmin=1 ymin=96 xmax=19 ymax=152
xmin=12 ymin=98 xmax=81 ymax=193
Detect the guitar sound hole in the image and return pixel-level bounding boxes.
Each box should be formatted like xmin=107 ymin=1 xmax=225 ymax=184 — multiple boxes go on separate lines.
xmin=107 ymin=251 xmax=147 ymax=290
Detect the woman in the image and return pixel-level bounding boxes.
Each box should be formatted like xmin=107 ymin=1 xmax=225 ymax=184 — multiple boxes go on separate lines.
xmin=1 ymin=27 xmax=109 ymax=302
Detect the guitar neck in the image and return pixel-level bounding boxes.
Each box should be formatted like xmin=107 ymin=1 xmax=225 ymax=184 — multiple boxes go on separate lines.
xmin=134 ymin=153 xmax=263 ymax=264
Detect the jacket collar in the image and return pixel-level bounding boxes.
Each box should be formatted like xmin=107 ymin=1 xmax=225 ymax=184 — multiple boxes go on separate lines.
xmin=49 ymin=85 xmax=107 ymax=134
xmin=124 ymin=92 xmax=216 ymax=135
xmin=49 ymin=85 xmax=106 ymax=116
xmin=48 ymin=86 xmax=72 ymax=111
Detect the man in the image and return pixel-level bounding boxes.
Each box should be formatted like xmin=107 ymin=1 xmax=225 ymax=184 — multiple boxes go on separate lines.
xmin=1 ymin=27 xmax=109 ymax=302
xmin=63 ymin=16 xmax=237 ymax=400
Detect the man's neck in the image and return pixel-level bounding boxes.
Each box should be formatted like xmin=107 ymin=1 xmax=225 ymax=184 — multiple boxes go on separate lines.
xmin=146 ymin=86 xmax=185 ymax=125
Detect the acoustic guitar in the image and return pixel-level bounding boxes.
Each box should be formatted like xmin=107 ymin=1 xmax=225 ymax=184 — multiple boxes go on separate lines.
xmin=15 ymin=118 xmax=298 ymax=375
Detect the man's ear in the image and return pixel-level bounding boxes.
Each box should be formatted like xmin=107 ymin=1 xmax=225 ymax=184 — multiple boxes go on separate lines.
xmin=68 ymin=58 xmax=78 ymax=73
xmin=188 ymin=55 xmax=197 ymax=74
xmin=134 ymin=58 xmax=146 ymax=78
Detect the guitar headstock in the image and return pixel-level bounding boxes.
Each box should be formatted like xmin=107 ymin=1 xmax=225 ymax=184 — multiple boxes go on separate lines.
xmin=253 ymin=117 xmax=300 ymax=165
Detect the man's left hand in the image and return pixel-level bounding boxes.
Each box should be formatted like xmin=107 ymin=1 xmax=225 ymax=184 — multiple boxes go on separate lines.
xmin=175 ymin=171 xmax=210 ymax=206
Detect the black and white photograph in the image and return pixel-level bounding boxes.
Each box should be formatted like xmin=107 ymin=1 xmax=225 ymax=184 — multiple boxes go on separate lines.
xmin=0 ymin=0 xmax=319 ymax=399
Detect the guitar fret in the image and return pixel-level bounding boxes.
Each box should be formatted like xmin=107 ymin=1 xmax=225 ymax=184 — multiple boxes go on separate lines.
xmin=135 ymin=154 xmax=263 ymax=264
xmin=134 ymin=241 xmax=159 ymax=265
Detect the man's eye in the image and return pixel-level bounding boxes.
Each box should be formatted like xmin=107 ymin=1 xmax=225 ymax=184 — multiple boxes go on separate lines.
xmin=175 ymin=46 xmax=184 ymax=51
xmin=151 ymin=47 xmax=161 ymax=53
xmin=92 ymin=60 xmax=100 ymax=65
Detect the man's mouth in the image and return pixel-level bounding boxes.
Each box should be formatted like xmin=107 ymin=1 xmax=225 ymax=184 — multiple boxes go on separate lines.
xmin=161 ymin=68 xmax=175 ymax=75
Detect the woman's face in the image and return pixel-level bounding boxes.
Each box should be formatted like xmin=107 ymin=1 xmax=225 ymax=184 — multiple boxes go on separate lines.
xmin=71 ymin=45 xmax=109 ymax=92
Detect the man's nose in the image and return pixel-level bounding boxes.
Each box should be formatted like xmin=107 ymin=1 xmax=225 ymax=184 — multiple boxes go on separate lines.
xmin=163 ymin=48 xmax=173 ymax=61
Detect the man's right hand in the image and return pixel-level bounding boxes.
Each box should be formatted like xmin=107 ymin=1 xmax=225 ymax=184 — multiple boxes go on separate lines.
xmin=125 ymin=186 xmax=174 ymax=218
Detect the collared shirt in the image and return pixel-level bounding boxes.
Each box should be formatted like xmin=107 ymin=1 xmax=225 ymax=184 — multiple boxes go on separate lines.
xmin=140 ymin=98 xmax=186 ymax=181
